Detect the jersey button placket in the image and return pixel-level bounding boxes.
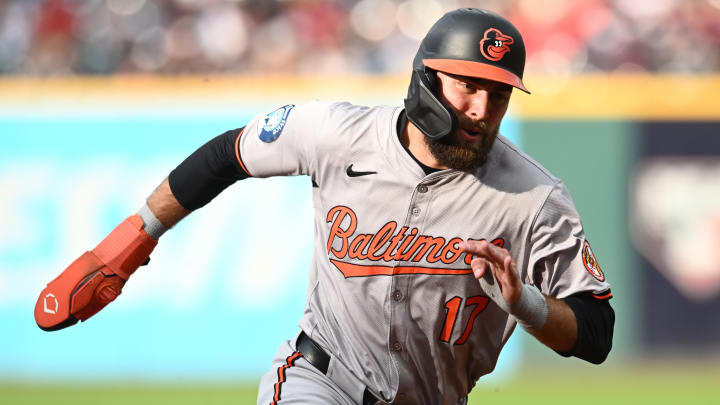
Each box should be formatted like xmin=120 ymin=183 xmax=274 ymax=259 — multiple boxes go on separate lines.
xmin=388 ymin=182 xmax=431 ymax=390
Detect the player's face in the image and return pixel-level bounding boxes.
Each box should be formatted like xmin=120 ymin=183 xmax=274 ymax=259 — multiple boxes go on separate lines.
xmin=430 ymin=71 xmax=512 ymax=172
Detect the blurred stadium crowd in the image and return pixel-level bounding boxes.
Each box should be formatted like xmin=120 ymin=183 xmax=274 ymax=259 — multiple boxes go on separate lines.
xmin=1 ymin=0 xmax=719 ymax=76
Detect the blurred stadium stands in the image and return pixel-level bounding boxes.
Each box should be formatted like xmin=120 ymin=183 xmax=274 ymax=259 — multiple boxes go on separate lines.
xmin=1 ymin=0 xmax=719 ymax=76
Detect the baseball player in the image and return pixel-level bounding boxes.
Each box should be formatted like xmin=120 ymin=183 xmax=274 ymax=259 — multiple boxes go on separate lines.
xmin=34 ymin=9 xmax=614 ymax=405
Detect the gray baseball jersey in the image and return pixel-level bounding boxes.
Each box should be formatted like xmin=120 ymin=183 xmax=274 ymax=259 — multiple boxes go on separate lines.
xmin=238 ymin=101 xmax=611 ymax=405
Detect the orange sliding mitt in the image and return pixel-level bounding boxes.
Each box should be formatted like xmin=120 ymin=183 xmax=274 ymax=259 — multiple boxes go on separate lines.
xmin=34 ymin=214 xmax=157 ymax=331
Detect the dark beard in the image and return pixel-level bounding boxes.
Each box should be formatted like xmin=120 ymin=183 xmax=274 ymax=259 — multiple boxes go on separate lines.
xmin=426 ymin=119 xmax=498 ymax=172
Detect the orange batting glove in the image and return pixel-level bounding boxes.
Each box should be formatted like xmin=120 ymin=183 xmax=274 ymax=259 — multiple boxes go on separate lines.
xmin=34 ymin=214 xmax=157 ymax=331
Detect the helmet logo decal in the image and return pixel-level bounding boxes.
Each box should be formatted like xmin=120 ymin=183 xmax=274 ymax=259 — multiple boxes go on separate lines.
xmin=479 ymin=28 xmax=514 ymax=62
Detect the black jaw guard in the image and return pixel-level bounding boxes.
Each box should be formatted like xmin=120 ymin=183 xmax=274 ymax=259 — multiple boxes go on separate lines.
xmin=404 ymin=68 xmax=458 ymax=140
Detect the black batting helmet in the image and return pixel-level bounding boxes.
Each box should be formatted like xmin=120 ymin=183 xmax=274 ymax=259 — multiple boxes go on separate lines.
xmin=404 ymin=8 xmax=529 ymax=140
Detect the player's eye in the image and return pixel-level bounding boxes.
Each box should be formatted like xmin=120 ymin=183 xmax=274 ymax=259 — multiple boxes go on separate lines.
xmin=457 ymin=81 xmax=475 ymax=92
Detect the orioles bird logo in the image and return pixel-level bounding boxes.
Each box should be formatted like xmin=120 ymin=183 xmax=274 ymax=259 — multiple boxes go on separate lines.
xmin=582 ymin=241 xmax=605 ymax=281
xmin=480 ymin=28 xmax=514 ymax=62
xmin=584 ymin=247 xmax=596 ymax=269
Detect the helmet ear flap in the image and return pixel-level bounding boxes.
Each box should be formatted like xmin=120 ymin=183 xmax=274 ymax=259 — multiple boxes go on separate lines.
xmin=404 ymin=69 xmax=458 ymax=140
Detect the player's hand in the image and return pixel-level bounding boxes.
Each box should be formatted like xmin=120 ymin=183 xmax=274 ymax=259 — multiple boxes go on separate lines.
xmin=34 ymin=214 xmax=157 ymax=331
xmin=461 ymin=240 xmax=523 ymax=308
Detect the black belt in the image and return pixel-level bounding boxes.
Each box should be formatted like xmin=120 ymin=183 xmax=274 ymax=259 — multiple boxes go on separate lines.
xmin=297 ymin=331 xmax=382 ymax=405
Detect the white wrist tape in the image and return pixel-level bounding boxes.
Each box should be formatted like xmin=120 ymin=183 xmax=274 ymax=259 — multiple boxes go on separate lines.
xmin=137 ymin=203 xmax=168 ymax=240
xmin=510 ymin=284 xmax=549 ymax=331
xmin=477 ymin=272 xmax=548 ymax=331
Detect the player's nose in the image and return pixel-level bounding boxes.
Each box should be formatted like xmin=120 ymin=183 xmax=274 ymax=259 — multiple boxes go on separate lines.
xmin=467 ymin=91 xmax=489 ymax=121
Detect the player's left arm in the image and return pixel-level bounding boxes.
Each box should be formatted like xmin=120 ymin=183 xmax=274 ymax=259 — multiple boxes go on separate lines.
xmin=461 ymin=240 xmax=613 ymax=363
xmin=461 ymin=179 xmax=615 ymax=364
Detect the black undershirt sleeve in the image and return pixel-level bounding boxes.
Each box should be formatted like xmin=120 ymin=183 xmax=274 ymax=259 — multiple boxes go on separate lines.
xmin=557 ymin=291 xmax=615 ymax=364
xmin=168 ymin=128 xmax=249 ymax=211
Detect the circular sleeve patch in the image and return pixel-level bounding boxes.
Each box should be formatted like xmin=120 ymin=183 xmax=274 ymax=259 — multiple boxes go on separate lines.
xmin=258 ymin=104 xmax=294 ymax=143
xmin=582 ymin=240 xmax=605 ymax=281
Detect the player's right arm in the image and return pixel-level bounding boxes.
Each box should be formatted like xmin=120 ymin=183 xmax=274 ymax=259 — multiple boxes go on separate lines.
xmin=33 ymin=126 xmax=249 ymax=331
xmin=35 ymin=102 xmax=330 ymax=331
xmin=146 ymin=177 xmax=191 ymax=229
